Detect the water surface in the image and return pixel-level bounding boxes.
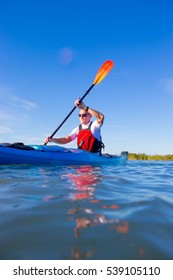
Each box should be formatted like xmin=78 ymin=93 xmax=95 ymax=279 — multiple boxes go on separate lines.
xmin=0 ymin=160 xmax=173 ymax=259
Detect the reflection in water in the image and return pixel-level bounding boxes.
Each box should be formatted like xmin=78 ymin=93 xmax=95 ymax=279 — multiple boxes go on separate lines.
xmin=35 ymin=166 xmax=140 ymax=259
xmin=64 ymin=165 xmax=130 ymax=259
xmin=65 ymin=165 xmax=100 ymax=200
xmin=67 ymin=166 xmax=100 ymax=188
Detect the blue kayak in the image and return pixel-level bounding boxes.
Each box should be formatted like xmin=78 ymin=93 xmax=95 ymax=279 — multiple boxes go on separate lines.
xmin=0 ymin=143 xmax=128 ymax=166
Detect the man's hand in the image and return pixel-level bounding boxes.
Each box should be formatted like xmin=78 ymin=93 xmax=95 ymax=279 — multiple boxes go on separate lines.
xmin=44 ymin=136 xmax=51 ymax=145
xmin=75 ymin=98 xmax=86 ymax=109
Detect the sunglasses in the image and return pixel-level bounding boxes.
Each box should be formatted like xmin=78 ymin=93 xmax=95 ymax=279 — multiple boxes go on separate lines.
xmin=78 ymin=113 xmax=88 ymax=118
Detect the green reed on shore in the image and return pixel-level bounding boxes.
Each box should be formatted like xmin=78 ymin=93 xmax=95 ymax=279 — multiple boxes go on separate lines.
xmin=128 ymin=153 xmax=173 ymax=161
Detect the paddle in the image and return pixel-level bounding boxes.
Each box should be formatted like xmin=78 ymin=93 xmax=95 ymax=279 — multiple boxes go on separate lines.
xmin=46 ymin=60 xmax=114 ymax=142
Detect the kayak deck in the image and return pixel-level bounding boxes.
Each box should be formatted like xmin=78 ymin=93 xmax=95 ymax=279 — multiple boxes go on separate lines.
xmin=0 ymin=143 xmax=128 ymax=166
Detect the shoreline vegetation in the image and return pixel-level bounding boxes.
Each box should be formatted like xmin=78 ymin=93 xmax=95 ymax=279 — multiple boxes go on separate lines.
xmin=128 ymin=153 xmax=173 ymax=161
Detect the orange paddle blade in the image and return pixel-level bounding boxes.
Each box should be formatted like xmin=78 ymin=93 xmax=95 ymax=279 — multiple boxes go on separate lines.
xmin=93 ymin=60 xmax=114 ymax=85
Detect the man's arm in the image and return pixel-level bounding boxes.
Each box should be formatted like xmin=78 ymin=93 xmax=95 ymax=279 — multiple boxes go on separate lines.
xmin=86 ymin=107 xmax=104 ymax=124
xmin=44 ymin=135 xmax=72 ymax=145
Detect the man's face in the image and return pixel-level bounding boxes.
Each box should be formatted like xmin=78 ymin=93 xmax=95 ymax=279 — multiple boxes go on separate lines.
xmin=78 ymin=110 xmax=91 ymax=124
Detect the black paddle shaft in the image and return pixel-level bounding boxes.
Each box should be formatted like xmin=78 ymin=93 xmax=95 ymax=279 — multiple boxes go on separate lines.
xmin=49 ymin=83 xmax=95 ymax=139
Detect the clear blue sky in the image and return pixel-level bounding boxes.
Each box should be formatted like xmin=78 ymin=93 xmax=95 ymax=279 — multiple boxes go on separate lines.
xmin=0 ymin=0 xmax=173 ymax=155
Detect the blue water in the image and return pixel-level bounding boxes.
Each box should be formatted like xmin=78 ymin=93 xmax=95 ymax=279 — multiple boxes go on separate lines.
xmin=0 ymin=160 xmax=173 ymax=260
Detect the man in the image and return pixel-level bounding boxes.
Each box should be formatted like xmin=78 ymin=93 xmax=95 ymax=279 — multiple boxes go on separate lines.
xmin=44 ymin=98 xmax=104 ymax=153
